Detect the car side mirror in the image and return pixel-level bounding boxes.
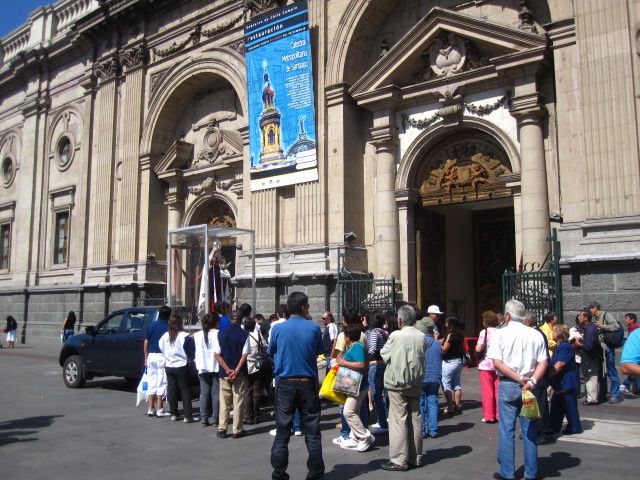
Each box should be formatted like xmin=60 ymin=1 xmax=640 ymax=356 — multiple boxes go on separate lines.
xmin=85 ymin=326 xmax=96 ymax=336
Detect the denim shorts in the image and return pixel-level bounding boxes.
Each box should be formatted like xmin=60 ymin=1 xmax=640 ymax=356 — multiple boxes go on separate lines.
xmin=441 ymin=358 xmax=463 ymax=391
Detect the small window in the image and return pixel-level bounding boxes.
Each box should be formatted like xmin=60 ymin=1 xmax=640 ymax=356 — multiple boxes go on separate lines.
xmin=0 ymin=223 xmax=10 ymax=270
xmin=2 ymin=156 xmax=15 ymax=186
xmin=54 ymin=211 xmax=69 ymax=265
xmin=122 ymin=312 xmax=155 ymax=333
xmin=57 ymin=136 xmax=73 ymax=168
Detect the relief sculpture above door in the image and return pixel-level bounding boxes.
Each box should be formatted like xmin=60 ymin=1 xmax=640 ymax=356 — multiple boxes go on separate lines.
xmin=419 ymin=139 xmax=513 ymax=206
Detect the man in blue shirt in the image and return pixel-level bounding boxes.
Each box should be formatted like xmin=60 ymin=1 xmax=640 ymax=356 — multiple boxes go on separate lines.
xmin=621 ymin=328 xmax=640 ymax=381
xmin=420 ymin=318 xmax=442 ymax=439
xmin=143 ymin=306 xmax=171 ymax=418
xmin=268 ymin=292 xmax=325 ymax=480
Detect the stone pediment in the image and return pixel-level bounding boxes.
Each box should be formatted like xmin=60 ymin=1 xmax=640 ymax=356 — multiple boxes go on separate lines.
xmin=349 ymin=7 xmax=548 ymax=100
xmin=154 ymin=140 xmax=194 ymax=174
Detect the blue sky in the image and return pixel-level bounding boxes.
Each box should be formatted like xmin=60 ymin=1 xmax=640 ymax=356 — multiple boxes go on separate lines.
xmin=0 ymin=0 xmax=51 ymax=38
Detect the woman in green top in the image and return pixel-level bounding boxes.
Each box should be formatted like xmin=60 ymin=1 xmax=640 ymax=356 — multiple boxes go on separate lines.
xmin=336 ymin=324 xmax=375 ymax=452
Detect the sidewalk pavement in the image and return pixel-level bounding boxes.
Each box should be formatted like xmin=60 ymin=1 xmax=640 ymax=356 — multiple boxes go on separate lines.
xmin=1 ymin=343 xmax=639 ymax=480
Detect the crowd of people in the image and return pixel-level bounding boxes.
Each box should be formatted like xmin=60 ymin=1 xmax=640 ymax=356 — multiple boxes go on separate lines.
xmin=130 ymin=293 xmax=639 ymax=480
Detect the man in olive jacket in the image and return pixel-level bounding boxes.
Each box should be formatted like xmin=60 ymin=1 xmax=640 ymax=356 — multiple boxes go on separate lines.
xmin=589 ymin=301 xmax=624 ymax=404
xmin=380 ymin=306 xmax=427 ymax=472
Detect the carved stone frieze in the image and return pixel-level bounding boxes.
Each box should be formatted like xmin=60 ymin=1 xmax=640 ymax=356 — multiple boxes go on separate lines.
xmin=193 ymin=120 xmax=228 ymax=167
xmin=94 ymin=57 xmax=120 ymax=82
xmin=518 ymin=1 xmax=538 ymax=34
xmin=412 ymin=32 xmax=490 ymax=84
xmin=244 ymin=0 xmax=284 ymax=17
xmin=201 ymin=12 xmax=244 ymax=39
xmin=188 ymin=175 xmax=232 ymax=196
xmin=419 ymin=141 xmax=512 ymax=206
xmin=150 ymin=68 xmax=170 ymax=95
xmin=119 ymin=44 xmax=147 ymax=71
xmin=229 ymin=40 xmax=245 ymax=55
xmin=402 ymin=92 xmax=510 ymax=131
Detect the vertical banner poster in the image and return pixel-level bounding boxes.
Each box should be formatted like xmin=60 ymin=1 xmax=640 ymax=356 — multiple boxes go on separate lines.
xmin=244 ymin=0 xmax=318 ymax=191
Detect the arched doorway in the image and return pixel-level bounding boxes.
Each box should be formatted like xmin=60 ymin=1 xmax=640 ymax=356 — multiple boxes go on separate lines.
xmin=413 ymin=131 xmax=516 ymax=334
xmin=189 ymin=197 xmax=238 ymax=279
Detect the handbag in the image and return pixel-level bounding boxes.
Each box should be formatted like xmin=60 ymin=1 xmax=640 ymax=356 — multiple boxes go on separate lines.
xmin=319 ymin=365 xmax=346 ymax=405
xmin=601 ymin=312 xmax=624 ymax=349
xmin=252 ymin=334 xmax=272 ymax=373
xmin=477 ymin=329 xmax=488 ymax=361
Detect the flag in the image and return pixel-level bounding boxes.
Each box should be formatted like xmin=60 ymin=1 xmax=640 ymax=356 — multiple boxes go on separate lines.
xmin=197 ymin=256 xmax=209 ymax=317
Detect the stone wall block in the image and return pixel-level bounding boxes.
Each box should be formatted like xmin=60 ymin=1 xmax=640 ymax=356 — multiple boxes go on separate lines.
xmin=616 ymin=272 xmax=640 ymax=291
xmin=580 ymin=273 xmax=614 ymax=293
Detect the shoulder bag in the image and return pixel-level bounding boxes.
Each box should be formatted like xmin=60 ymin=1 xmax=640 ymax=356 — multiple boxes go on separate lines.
xmin=252 ymin=334 xmax=273 ymax=373
xmin=332 ymin=344 xmax=363 ymax=396
xmin=601 ymin=312 xmax=624 ymax=349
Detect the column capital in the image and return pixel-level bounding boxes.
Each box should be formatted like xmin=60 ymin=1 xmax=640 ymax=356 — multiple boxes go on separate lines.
xmin=161 ymin=170 xmax=185 ymax=206
xmin=369 ymin=125 xmax=398 ymax=153
xmin=94 ymin=56 xmax=120 ymax=83
xmin=509 ymin=93 xmax=547 ymax=123
xmin=119 ymin=43 xmax=148 ymax=74
xmin=394 ymin=188 xmax=418 ymax=207
xmin=325 ymin=83 xmax=354 ymax=108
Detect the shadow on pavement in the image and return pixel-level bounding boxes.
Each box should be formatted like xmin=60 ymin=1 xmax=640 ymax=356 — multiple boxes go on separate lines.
xmin=438 ymin=421 xmax=475 ymax=436
xmin=324 ymin=458 xmax=387 ymax=480
xmin=523 ymin=451 xmax=581 ymax=478
xmin=0 ymin=415 xmax=63 ymax=447
xmin=424 ymin=445 xmax=473 ymax=465
xmin=83 ymin=378 xmax=135 ymax=392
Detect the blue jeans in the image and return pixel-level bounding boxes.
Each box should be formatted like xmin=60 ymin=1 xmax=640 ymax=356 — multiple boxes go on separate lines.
xmin=271 ymin=377 xmax=324 ymax=480
xmin=420 ymin=382 xmax=439 ymax=437
xmin=198 ymin=372 xmax=219 ymax=423
xmin=604 ymin=346 xmax=620 ymax=397
xmin=368 ymin=363 xmax=388 ymax=429
xmin=63 ymin=329 xmax=74 ymax=341
xmin=497 ymin=380 xmax=538 ymax=480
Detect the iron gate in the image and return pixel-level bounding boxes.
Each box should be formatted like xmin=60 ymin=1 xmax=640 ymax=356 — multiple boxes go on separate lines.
xmin=336 ymin=249 xmax=396 ymax=314
xmin=502 ymin=228 xmax=562 ymax=325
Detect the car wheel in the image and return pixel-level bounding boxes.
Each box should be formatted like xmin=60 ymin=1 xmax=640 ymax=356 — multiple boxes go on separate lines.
xmin=63 ymin=355 xmax=85 ymax=388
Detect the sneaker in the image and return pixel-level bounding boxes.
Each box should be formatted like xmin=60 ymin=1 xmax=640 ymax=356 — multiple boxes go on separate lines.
xmin=294 ymin=430 xmax=302 ymax=436
xmin=370 ymin=425 xmax=388 ymax=434
xmin=481 ymin=418 xmax=487 ymax=423
xmin=184 ymin=417 xmax=195 ymax=424
xmin=332 ymin=435 xmax=348 ymax=445
xmin=339 ymin=438 xmax=359 ymax=450
xmin=619 ymin=385 xmax=629 ymax=393
xmin=170 ymin=415 xmax=178 ymax=422
xmin=369 ymin=422 xmax=382 ymax=430
xmin=356 ymin=434 xmax=375 ymax=452
xmin=147 ymin=409 xmax=155 ymax=417
xmin=269 ymin=428 xmax=277 ymax=436
xmin=156 ymin=409 xmax=171 ymax=418
xmin=609 ymin=396 xmax=623 ymax=404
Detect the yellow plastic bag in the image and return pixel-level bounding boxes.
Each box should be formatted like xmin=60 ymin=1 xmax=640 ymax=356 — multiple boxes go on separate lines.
xmin=520 ymin=389 xmax=541 ymax=419
xmin=319 ymin=366 xmax=346 ymax=405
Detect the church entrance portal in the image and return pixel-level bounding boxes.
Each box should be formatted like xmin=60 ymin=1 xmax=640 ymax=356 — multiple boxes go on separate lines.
xmin=413 ymin=134 xmax=516 ymax=335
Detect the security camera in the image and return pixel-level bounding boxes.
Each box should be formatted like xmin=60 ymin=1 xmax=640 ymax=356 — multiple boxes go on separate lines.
xmin=344 ymin=232 xmax=357 ymax=242
xmin=549 ymin=213 xmax=563 ymax=224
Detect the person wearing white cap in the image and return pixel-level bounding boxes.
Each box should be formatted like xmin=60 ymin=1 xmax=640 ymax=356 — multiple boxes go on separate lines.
xmin=426 ymin=305 xmax=444 ymax=340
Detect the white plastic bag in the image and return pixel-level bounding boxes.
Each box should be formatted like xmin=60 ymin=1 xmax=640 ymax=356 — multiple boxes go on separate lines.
xmin=136 ymin=368 xmax=149 ymax=406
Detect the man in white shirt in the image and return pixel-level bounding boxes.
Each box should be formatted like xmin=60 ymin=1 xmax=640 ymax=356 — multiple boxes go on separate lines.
xmin=487 ymin=298 xmax=548 ymax=480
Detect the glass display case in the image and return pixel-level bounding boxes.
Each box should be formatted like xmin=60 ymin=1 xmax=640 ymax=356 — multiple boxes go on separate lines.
xmin=167 ymin=224 xmax=255 ymax=325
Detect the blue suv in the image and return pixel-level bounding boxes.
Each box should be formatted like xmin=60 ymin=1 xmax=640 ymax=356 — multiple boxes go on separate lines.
xmin=59 ymin=307 xmax=158 ymax=388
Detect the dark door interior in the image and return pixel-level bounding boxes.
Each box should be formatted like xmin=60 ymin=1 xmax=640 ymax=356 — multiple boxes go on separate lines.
xmin=419 ymin=209 xmax=446 ymax=312
xmin=473 ymin=208 xmax=515 ymax=333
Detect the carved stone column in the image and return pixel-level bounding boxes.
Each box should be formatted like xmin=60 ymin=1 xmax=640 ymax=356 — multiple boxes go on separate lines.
xmin=164 ymin=172 xmax=185 ymax=232
xmin=117 ymin=44 xmax=147 ymax=263
xmin=511 ymin=93 xmax=550 ymax=265
xmin=396 ymin=189 xmax=418 ymax=303
xmin=370 ymin=125 xmax=400 ymax=279
xmin=90 ymin=56 xmax=119 ymax=267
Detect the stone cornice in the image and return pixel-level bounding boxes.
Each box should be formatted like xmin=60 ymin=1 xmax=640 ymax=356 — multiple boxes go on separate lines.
xmin=510 ymin=93 xmax=547 ymax=121
xmin=394 ymin=189 xmax=419 ymax=206
xmin=325 ymin=83 xmax=354 ymax=108
xmin=369 ymin=125 xmax=398 ymax=152
xmin=22 ymin=95 xmax=50 ymax=118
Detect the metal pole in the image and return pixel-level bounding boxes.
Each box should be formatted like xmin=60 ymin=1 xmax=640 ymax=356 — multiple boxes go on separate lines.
xmin=251 ymin=231 xmax=256 ymax=310
xmin=167 ymin=230 xmax=172 ymax=307
xmin=205 ymin=224 xmax=209 ymax=316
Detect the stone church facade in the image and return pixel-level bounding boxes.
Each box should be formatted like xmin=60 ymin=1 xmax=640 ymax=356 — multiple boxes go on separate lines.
xmin=1 ymin=0 xmax=639 ymax=342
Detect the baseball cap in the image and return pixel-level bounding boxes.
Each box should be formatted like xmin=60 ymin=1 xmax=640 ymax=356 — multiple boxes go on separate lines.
xmin=420 ymin=317 xmax=435 ymax=332
xmin=427 ymin=305 xmax=444 ymax=315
